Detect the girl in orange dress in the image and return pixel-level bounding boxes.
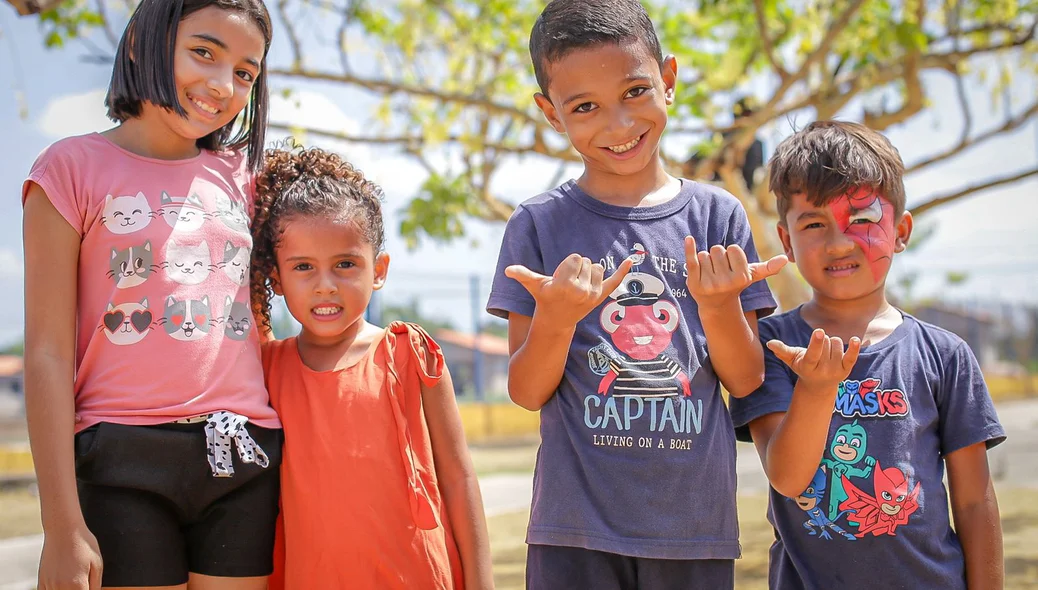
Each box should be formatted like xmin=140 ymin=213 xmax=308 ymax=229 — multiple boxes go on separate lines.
xmin=250 ymin=146 xmax=493 ymax=589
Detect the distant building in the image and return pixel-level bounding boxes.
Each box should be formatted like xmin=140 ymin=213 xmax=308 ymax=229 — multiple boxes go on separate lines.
xmin=434 ymin=329 xmax=509 ymax=400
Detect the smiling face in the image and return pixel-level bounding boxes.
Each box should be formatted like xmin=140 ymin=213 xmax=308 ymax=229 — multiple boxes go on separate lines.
xmin=272 ymin=216 xmax=389 ymax=347
xmin=534 ymin=39 xmax=676 ymax=189
xmin=779 ymin=190 xmax=912 ymax=303
xmin=141 ymin=6 xmax=265 ymax=143
xmin=829 ymin=422 xmax=869 ymax=464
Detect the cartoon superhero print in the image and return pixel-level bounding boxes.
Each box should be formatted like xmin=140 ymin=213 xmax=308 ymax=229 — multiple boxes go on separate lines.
xmin=793 ymin=465 xmax=856 ymax=541
xmin=839 ymin=460 xmax=921 ymax=537
xmin=821 ymin=420 xmax=876 ymax=520
xmin=596 ymin=270 xmax=692 ymax=398
xmin=829 ymin=188 xmax=896 ymax=281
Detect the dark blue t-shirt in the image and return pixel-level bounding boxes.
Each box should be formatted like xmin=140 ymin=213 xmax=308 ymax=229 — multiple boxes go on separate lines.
xmin=729 ymin=307 xmax=1006 ymax=589
xmin=487 ymin=179 xmax=776 ymax=559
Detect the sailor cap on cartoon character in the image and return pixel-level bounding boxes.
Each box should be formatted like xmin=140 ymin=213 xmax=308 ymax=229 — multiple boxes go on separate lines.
xmin=592 ymin=268 xmax=693 ymax=398
xmin=628 ymin=243 xmax=647 ymax=272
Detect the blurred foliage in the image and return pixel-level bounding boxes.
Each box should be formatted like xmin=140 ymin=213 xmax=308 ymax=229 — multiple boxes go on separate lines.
xmin=13 ymin=0 xmax=1038 ymax=306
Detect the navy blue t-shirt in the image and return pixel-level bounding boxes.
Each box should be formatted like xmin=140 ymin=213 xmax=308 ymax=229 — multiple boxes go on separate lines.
xmin=729 ymin=307 xmax=1006 ymax=589
xmin=487 ymin=179 xmax=776 ymax=559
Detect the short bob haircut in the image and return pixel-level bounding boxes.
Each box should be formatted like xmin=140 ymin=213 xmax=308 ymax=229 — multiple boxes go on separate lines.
xmin=104 ymin=0 xmax=272 ymax=172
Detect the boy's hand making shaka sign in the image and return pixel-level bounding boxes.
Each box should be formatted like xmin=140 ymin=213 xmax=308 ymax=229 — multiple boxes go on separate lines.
xmin=684 ymin=236 xmax=788 ymax=310
xmin=768 ymin=329 xmax=862 ymax=392
xmin=505 ymin=254 xmax=634 ymax=327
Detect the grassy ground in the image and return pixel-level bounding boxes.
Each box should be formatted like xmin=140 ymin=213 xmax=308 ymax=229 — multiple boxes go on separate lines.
xmin=485 ymin=485 xmax=1038 ymax=590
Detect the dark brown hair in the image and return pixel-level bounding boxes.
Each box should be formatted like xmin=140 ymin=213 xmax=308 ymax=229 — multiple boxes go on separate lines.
xmin=250 ymin=146 xmax=385 ymax=331
xmin=529 ymin=0 xmax=663 ymax=97
xmin=769 ymin=120 xmax=906 ymax=223
xmin=105 ymin=0 xmax=272 ymax=172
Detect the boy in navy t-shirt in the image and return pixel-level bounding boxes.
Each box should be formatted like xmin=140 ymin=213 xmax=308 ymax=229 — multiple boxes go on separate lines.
xmin=729 ymin=120 xmax=1005 ymax=589
xmin=487 ymin=1 xmax=787 ymax=588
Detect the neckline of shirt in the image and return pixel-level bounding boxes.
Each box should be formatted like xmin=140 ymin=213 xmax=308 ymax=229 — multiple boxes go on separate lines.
xmin=90 ymin=132 xmax=219 ymax=166
xmin=791 ymin=306 xmax=916 ymax=354
xmin=560 ymin=178 xmax=695 ymax=220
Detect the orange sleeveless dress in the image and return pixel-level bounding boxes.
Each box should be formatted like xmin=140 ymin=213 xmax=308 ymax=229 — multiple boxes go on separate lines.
xmin=263 ymin=322 xmax=464 ymax=589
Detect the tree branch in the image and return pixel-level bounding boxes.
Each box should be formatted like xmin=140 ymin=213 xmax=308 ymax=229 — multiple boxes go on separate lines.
xmin=277 ymin=0 xmax=303 ymax=70
xmin=268 ymin=67 xmax=544 ymax=127
xmin=753 ymin=0 xmax=788 ymax=81
xmin=863 ymin=56 xmax=924 ymax=130
xmin=912 ymin=167 xmax=1038 ymax=217
xmin=906 ymin=99 xmax=1038 ymax=174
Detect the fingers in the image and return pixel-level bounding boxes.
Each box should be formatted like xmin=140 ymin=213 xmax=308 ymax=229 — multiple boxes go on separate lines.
xmin=727 ymin=245 xmax=749 ymax=274
xmin=504 ymin=264 xmax=548 ymax=294
xmin=575 ymin=257 xmax=593 ymax=286
xmin=708 ymin=245 xmax=729 ymax=274
xmin=828 ymin=336 xmax=843 ymax=361
xmin=600 ymin=257 xmax=633 ymax=296
xmin=554 ymin=253 xmax=583 ymax=280
xmin=803 ymin=329 xmax=826 ymax=366
xmin=766 ymin=339 xmax=801 ymax=367
xmin=90 ymin=561 xmax=103 ymax=590
xmin=684 ymin=236 xmax=700 ymax=281
xmin=748 ymin=254 xmax=789 ymax=283
xmin=843 ymin=337 xmax=862 ymax=369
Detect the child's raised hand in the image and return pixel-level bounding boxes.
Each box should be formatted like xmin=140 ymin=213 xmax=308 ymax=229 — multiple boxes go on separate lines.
xmin=505 ymin=254 xmax=633 ymax=327
xmin=684 ymin=236 xmax=787 ymax=310
xmin=767 ymin=329 xmax=862 ymax=391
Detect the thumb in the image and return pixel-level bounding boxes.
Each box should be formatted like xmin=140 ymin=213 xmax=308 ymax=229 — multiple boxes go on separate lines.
xmin=766 ymin=339 xmax=801 ymax=367
xmin=600 ymin=257 xmax=634 ymax=298
xmin=748 ymin=254 xmax=789 ymax=283
xmin=504 ymin=265 xmax=548 ymax=294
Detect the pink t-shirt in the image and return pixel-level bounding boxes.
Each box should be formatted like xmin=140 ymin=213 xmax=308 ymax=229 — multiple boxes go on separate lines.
xmin=23 ymin=133 xmax=280 ymax=432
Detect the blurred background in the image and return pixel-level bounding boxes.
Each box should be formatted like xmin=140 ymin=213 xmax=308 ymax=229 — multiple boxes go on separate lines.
xmin=0 ymin=0 xmax=1035 ymax=588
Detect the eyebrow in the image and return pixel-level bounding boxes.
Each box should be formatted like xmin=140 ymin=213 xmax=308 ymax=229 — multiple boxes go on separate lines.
xmin=191 ymin=34 xmax=262 ymax=69
xmin=561 ymin=75 xmax=653 ymax=107
xmin=562 ymin=92 xmax=591 ymax=107
xmin=796 ymin=211 xmax=825 ymax=222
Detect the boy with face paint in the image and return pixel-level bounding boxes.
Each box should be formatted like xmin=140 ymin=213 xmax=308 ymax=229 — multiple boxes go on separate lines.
xmin=728 ymin=121 xmax=1006 ymax=589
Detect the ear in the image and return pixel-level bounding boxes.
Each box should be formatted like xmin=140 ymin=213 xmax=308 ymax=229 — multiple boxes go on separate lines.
xmin=226 ymin=296 xmax=233 ymax=309
xmin=372 ymin=252 xmax=390 ymax=291
xmin=661 ymin=54 xmax=678 ymax=105
xmin=200 ymin=295 xmax=209 ymax=307
xmin=776 ymin=222 xmax=796 ymax=263
xmin=166 ymin=296 xmax=176 ymax=307
xmin=534 ymin=92 xmax=566 ymax=134
xmin=140 ymin=297 xmax=149 ymax=308
xmin=893 ymin=210 xmax=913 ymax=254
xmin=270 ymin=267 xmax=283 ymax=296
xmin=225 ymin=241 xmax=235 ymax=253
xmin=161 ymin=191 xmax=172 ymax=204
xmin=143 ymin=241 xmax=151 ymax=251
xmin=111 ymin=248 xmax=119 ymax=260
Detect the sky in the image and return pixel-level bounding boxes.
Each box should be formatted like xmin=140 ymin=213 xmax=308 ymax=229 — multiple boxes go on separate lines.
xmin=0 ymin=4 xmax=1036 ymax=344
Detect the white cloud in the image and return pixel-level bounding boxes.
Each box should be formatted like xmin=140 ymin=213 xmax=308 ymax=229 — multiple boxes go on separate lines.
xmin=37 ymin=89 xmax=111 ymax=138
xmin=0 ymin=249 xmax=22 ymax=280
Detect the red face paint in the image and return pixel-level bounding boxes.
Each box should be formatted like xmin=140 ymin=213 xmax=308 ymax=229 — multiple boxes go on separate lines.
xmin=829 ymin=188 xmax=896 ymax=281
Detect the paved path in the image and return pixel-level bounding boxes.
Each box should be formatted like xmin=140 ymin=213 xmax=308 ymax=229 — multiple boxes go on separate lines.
xmin=3 ymin=399 xmax=1036 ymax=588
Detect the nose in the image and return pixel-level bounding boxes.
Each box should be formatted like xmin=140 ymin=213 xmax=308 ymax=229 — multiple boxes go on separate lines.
xmin=825 ymin=227 xmax=856 ymax=256
xmin=314 ymin=270 xmax=338 ymax=295
xmin=206 ymin=69 xmax=234 ymax=100
xmin=608 ymin=105 xmax=636 ymax=137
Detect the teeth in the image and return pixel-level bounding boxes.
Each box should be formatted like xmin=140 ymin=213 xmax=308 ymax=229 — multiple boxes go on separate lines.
xmin=828 ymin=264 xmax=857 ymax=271
xmin=633 ymin=336 xmax=653 ymax=345
xmin=192 ymin=98 xmax=219 ymax=115
xmin=608 ymin=136 xmax=640 ymax=153
xmin=313 ymin=307 xmax=341 ymax=316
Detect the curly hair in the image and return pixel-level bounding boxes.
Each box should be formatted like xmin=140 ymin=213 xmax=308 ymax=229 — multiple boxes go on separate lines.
xmin=250 ymin=145 xmax=385 ymax=332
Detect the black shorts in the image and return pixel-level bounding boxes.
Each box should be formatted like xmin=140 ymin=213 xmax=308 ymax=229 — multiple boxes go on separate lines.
xmin=75 ymin=420 xmax=283 ymax=587
xmin=526 ymin=544 xmax=735 ymax=590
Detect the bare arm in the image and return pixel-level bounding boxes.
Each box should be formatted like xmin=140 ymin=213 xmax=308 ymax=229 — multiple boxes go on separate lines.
xmin=23 ymin=183 xmax=103 ymax=589
xmin=684 ymin=238 xmax=787 ymax=398
xmin=748 ymin=330 xmax=861 ymax=497
xmin=947 ymin=443 xmax=1003 ymax=590
xmin=699 ymin=307 xmax=764 ymax=397
xmin=422 ymin=362 xmax=493 ymax=590
xmin=502 ymin=255 xmax=632 ymax=411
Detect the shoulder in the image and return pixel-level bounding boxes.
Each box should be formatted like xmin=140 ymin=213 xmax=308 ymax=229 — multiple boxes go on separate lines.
xmin=681 ymin=180 xmax=743 ymax=214
xmin=898 ymin=313 xmax=972 ymax=360
xmin=31 ymin=134 xmax=107 ymax=170
xmin=512 ymin=183 xmax=578 ymax=217
xmin=386 ymin=322 xmax=445 ymax=384
xmin=261 ymin=337 xmax=295 ymax=369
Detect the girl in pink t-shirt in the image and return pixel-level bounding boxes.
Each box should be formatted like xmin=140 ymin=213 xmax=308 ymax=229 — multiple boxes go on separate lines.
xmin=22 ymin=1 xmax=280 ymax=588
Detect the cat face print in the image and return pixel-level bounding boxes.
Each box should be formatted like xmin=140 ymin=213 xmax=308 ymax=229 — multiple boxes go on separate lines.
xmin=214 ymin=193 xmax=250 ymax=234
xmin=163 ymin=296 xmax=212 ymax=342
xmin=223 ymin=296 xmax=252 ymax=341
xmin=101 ymin=192 xmax=152 ymax=235
xmin=164 ymin=241 xmax=212 ymax=285
xmin=108 ymin=242 xmax=153 ymax=289
xmin=101 ymin=298 xmax=152 ymax=346
xmin=222 ymin=242 xmax=250 ymax=286
xmin=157 ymin=192 xmax=206 ymax=232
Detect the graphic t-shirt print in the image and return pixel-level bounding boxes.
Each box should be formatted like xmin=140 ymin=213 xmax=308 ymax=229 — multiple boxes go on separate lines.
xmin=790 ymin=378 xmax=920 ymax=541
xmin=97 ymin=190 xmax=252 ymax=346
xmin=585 ymin=242 xmax=705 ymax=447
